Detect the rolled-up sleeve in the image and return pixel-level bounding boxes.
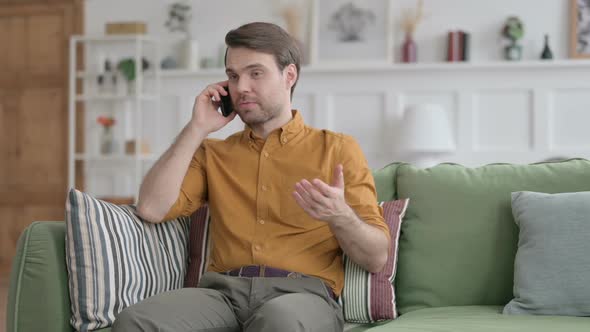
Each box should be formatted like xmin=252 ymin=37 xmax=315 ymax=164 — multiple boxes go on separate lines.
xmin=338 ymin=135 xmax=390 ymax=242
xmin=162 ymin=142 xmax=208 ymax=220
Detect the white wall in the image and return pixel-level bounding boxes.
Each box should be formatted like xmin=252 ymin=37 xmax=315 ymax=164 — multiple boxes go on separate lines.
xmin=81 ymin=0 xmax=589 ymax=199
xmin=85 ymin=0 xmax=572 ymax=63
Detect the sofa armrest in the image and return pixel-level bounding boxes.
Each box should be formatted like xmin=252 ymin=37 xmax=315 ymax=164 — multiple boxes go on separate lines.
xmin=7 ymin=221 xmax=74 ymax=332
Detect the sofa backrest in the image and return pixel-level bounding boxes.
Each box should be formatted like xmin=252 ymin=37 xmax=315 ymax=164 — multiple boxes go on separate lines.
xmin=372 ymin=162 xmax=402 ymax=202
xmin=380 ymin=158 xmax=590 ymax=315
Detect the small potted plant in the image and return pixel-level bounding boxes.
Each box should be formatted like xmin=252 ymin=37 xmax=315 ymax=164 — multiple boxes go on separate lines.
xmin=503 ymin=16 xmax=524 ymax=61
xmin=97 ymin=115 xmax=116 ymax=154
xmin=117 ymin=57 xmax=150 ymax=95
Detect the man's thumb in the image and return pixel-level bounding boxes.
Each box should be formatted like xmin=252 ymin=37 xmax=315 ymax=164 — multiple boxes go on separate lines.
xmin=332 ymin=164 xmax=344 ymax=189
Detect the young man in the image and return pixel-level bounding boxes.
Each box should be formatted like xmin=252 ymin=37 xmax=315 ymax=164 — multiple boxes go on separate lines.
xmin=113 ymin=22 xmax=389 ymax=332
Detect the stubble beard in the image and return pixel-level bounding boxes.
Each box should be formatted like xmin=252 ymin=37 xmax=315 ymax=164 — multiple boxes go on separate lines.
xmin=239 ymin=100 xmax=284 ymax=127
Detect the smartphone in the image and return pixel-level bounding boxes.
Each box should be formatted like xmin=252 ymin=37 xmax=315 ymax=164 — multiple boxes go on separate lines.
xmin=219 ymin=86 xmax=234 ymax=117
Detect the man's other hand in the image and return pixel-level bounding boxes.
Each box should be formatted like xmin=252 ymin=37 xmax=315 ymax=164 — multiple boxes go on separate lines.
xmin=292 ymin=164 xmax=354 ymax=224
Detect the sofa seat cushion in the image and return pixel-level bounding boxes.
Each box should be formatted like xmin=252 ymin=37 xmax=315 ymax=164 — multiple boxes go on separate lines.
xmin=91 ymin=323 xmax=374 ymax=332
xmin=365 ymin=306 xmax=590 ymax=331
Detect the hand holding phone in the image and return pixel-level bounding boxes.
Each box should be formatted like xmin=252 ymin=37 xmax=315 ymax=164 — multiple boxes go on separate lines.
xmin=219 ymin=86 xmax=234 ymax=117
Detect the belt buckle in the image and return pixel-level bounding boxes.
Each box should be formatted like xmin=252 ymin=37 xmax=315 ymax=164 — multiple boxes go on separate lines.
xmin=287 ymin=272 xmax=299 ymax=279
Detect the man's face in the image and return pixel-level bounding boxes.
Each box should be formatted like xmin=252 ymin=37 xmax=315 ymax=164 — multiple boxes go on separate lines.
xmin=225 ymin=47 xmax=292 ymax=127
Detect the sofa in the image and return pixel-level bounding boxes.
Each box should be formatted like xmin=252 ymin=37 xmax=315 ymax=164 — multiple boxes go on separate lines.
xmin=6 ymin=158 xmax=590 ymax=332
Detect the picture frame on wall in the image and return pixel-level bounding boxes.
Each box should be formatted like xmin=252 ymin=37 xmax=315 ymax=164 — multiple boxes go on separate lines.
xmin=309 ymin=0 xmax=394 ymax=65
xmin=570 ymin=0 xmax=590 ymax=58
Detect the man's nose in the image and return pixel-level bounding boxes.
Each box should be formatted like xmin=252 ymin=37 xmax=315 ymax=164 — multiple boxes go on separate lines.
xmin=236 ymin=77 xmax=251 ymax=93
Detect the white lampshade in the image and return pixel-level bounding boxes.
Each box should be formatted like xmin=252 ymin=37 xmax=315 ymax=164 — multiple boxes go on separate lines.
xmin=398 ymin=104 xmax=456 ymax=152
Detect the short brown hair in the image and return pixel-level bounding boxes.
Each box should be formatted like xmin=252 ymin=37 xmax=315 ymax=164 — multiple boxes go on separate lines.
xmin=225 ymin=22 xmax=301 ymax=99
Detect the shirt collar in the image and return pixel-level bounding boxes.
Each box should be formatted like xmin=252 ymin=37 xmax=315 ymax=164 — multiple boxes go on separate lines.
xmin=242 ymin=110 xmax=305 ymax=146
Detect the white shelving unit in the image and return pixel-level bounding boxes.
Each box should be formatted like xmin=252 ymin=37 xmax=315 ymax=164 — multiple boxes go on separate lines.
xmin=68 ymin=35 xmax=161 ymax=203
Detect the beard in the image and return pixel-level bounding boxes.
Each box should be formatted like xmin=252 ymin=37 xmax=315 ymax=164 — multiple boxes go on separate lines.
xmin=236 ymin=98 xmax=284 ymax=127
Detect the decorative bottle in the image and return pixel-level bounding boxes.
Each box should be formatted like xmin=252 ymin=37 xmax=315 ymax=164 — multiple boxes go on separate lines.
xmin=541 ymin=34 xmax=554 ymax=60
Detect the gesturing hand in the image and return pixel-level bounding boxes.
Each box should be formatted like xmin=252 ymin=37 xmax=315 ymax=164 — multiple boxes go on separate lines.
xmin=292 ymin=164 xmax=353 ymax=224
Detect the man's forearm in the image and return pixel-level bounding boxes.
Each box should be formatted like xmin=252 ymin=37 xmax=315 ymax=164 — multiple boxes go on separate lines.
xmin=329 ymin=207 xmax=389 ymax=273
xmin=137 ymin=124 xmax=208 ymax=223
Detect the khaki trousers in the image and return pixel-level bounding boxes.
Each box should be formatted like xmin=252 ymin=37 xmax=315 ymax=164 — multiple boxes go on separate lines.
xmin=112 ymin=271 xmax=344 ymax=332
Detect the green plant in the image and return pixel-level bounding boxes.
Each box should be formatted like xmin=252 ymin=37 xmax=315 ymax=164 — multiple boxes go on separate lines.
xmin=502 ymin=16 xmax=524 ymax=42
xmin=117 ymin=57 xmax=150 ymax=82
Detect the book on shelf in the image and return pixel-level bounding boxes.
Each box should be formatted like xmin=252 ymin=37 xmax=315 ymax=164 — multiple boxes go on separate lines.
xmin=446 ymin=30 xmax=470 ymax=62
xmin=462 ymin=31 xmax=470 ymax=61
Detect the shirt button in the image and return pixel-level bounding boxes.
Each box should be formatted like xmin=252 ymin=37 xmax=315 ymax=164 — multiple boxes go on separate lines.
xmin=254 ymin=245 xmax=261 ymax=251
xmin=258 ymin=219 xmax=265 ymax=225
xmin=261 ymin=185 xmax=268 ymax=191
xmin=263 ymin=151 xmax=269 ymax=158
xmin=282 ymin=137 xmax=288 ymax=143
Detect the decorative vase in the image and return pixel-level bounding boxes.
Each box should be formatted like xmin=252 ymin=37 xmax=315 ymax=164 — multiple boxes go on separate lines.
xmin=540 ymin=34 xmax=554 ymax=60
xmin=100 ymin=126 xmax=115 ymax=155
xmin=505 ymin=42 xmax=522 ymax=61
xmin=180 ymin=38 xmax=200 ymax=70
xmin=402 ymin=34 xmax=417 ymax=63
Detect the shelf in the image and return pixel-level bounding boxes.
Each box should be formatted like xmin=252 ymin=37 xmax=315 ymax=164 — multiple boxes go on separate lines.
xmin=158 ymin=59 xmax=590 ymax=78
xmin=76 ymin=70 xmax=158 ymax=79
xmin=75 ymin=154 xmax=157 ymax=162
xmin=71 ymin=34 xmax=157 ymax=43
xmin=161 ymin=67 xmax=226 ymax=78
xmin=75 ymin=94 xmax=158 ymax=102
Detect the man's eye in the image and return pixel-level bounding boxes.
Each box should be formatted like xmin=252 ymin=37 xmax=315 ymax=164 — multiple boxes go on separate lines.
xmin=252 ymin=71 xmax=262 ymax=78
xmin=228 ymin=74 xmax=238 ymax=80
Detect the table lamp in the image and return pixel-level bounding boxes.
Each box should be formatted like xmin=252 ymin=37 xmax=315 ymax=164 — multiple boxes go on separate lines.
xmin=397 ymin=103 xmax=456 ymax=168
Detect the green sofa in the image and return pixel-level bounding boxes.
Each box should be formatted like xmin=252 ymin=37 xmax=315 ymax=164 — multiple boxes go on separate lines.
xmin=7 ymin=159 xmax=590 ymax=331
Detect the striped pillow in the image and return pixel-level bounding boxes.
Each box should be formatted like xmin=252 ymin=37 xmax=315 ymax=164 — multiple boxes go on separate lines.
xmin=339 ymin=199 xmax=409 ymax=323
xmin=183 ymin=199 xmax=409 ymax=324
xmin=65 ymin=189 xmax=191 ymax=332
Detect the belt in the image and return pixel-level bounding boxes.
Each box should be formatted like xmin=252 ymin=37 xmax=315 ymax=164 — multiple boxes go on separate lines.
xmin=224 ymin=265 xmax=298 ymax=278
xmin=223 ymin=265 xmax=337 ymax=300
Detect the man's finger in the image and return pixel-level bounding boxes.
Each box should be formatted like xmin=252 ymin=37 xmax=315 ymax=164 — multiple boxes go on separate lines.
xmin=207 ymin=86 xmax=222 ymax=102
xmin=294 ymin=182 xmax=317 ymax=206
xmin=301 ymin=180 xmax=328 ymax=205
xmin=293 ymin=192 xmax=319 ymax=219
xmin=312 ymin=179 xmax=336 ymax=197
xmin=293 ymin=191 xmax=311 ymax=210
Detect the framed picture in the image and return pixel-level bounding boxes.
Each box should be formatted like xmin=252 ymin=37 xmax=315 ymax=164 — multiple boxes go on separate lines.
xmin=570 ymin=0 xmax=590 ymax=58
xmin=309 ymin=0 xmax=394 ymax=65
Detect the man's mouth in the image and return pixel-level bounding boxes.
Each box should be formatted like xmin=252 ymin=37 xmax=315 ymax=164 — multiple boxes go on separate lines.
xmin=238 ymin=101 xmax=258 ymax=108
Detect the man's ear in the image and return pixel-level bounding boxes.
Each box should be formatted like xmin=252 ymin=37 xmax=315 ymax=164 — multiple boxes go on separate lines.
xmin=284 ymin=64 xmax=298 ymax=90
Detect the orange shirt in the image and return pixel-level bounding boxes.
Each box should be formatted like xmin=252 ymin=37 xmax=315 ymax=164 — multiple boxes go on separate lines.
xmin=164 ymin=110 xmax=388 ymax=295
